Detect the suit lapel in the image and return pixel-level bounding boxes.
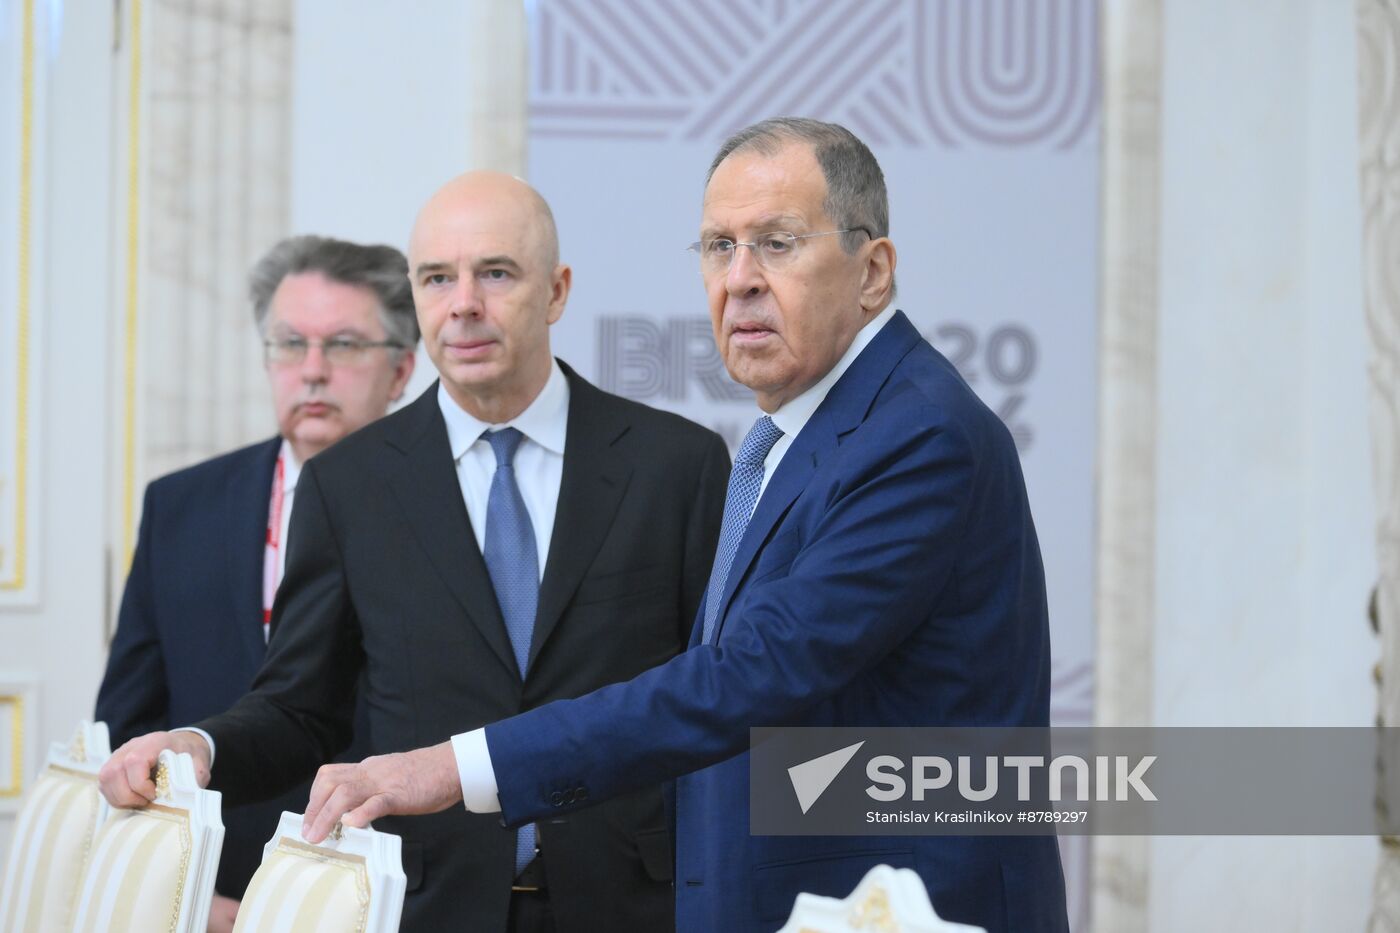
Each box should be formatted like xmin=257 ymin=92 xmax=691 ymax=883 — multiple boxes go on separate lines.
xmin=530 ymin=366 xmax=632 ymax=671
xmin=710 ymin=312 xmax=923 ymax=643
xmin=225 ymin=437 xmax=281 ymax=673
xmin=384 ymin=386 xmax=520 ymax=677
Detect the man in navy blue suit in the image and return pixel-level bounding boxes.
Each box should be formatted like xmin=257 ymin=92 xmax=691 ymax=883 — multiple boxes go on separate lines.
xmin=94 ymin=235 xmax=417 ymax=927
xmin=146 ymin=119 xmax=1069 ymax=931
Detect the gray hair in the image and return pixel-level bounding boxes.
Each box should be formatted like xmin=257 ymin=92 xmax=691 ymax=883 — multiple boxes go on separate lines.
xmin=249 ymin=235 xmax=420 ymax=352
xmin=706 ymin=117 xmax=890 ymax=255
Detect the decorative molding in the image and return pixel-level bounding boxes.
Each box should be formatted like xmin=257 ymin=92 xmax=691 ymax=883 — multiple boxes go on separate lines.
xmin=119 ymin=0 xmax=144 ymax=569
xmin=108 ymin=0 xmax=293 ymax=593
xmin=0 ymin=675 xmax=39 ymax=810
xmin=0 ymin=0 xmax=45 ymax=605
xmin=1092 ymin=0 xmax=1161 ymax=930
xmin=1359 ymin=1 xmax=1400 ymax=927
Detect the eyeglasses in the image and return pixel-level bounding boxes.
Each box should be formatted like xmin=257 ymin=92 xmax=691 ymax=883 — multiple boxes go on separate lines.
xmin=264 ymin=335 xmax=405 ymax=367
xmin=686 ymin=228 xmax=870 ymax=273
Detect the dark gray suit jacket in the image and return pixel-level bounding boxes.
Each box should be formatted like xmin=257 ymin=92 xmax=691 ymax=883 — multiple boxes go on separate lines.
xmin=197 ymin=364 xmax=729 ymax=932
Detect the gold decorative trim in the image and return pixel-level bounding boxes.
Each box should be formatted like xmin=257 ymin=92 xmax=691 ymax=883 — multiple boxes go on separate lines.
xmin=152 ymin=759 xmax=170 ymax=799
xmin=1 ymin=0 xmax=35 ymax=592
xmin=121 ymin=0 xmax=144 ymax=566
xmin=278 ymin=837 xmax=367 ymax=866
xmin=0 ymin=694 xmax=23 ymax=797
xmin=48 ymin=764 xmax=100 ymax=781
xmin=848 ymin=885 xmax=898 ymax=932
xmin=70 ymin=728 xmax=87 ymax=764
xmin=275 ymin=838 xmax=371 ymax=933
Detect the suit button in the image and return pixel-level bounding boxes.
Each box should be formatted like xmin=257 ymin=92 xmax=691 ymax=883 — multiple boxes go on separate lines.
xmin=563 ymin=789 xmax=576 ymax=805
xmin=576 ymin=786 xmax=589 ymax=802
xmin=550 ymin=791 xmax=564 ymax=807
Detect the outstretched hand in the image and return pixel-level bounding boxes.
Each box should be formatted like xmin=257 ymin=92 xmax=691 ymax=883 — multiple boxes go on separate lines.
xmin=301 ymin=741 xmax=462 ymax=843
xmin=98 ymin=730 xmax=212 ymax=808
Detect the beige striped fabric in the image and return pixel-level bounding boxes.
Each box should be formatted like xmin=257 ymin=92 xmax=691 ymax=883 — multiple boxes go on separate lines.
xmin=0 ymin=768 xmax=104 ymax=933
xmin=69 ymin=807 xmax=190 ymax=933
xmin=233 ymin=845 xmax=368 ymax=933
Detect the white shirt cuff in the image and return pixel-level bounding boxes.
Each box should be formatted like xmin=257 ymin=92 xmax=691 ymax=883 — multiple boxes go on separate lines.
xmin=172 ymin=726 xmax=215 ymax=768
xmin=451 ymin=728 xmax=502 ymax=813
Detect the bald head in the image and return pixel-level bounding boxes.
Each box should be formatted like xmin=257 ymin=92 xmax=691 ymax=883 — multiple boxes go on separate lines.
xmin=410 ymin=171 xmax=559 ymax=273
xmin=408 ymin=171 xmax=572 ymax=424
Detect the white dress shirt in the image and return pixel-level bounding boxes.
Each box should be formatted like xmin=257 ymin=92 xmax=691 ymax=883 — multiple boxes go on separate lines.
xmin=275 ymin=440 xmax=303 ymax=591
xmin=451 ymin=306 xmax=899 ymax=814
xmin=437 ymin=359 xmax=569 ymax=577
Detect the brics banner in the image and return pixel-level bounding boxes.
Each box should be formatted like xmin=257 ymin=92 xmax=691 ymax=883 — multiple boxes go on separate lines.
xmin=526 ymin=1 xmax=1099 ymax=913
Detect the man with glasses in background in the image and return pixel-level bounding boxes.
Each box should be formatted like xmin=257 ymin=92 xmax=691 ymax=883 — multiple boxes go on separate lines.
xmin=95 ymin=235 xmax=417 ymax=931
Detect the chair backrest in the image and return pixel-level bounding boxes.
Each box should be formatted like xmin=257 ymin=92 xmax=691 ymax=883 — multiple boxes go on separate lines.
xmin=0 ymin=720 xmax=111 ymax=933
xmin=233 ymin=812 xmax=405 ymax=933
xmin=777 ymin=864 xmax=988 ymax=933
xmin=69 ymin=750 xmax=223 ymax=933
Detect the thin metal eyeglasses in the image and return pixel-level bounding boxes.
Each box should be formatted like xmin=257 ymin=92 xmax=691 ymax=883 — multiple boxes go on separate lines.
xmin=686 ymin=228 xmax=871 ymax=273
xmin=264 ymin=335 xmax=405 ymax=366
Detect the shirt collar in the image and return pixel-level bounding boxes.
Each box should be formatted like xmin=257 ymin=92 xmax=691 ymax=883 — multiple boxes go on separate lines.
xmin=277 ymin=438 xmax=303 ymax=493
xmin=768 ymin=305 xmax=897 ymax=439
xmin=437 ymin=357 xmax=570 ymax=461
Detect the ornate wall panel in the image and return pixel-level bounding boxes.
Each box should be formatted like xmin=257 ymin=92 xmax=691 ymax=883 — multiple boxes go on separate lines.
xmin=109 ymin=0 xmax=292 ymax=578
xmin=0 ymin=0 xmax=46 ymax=607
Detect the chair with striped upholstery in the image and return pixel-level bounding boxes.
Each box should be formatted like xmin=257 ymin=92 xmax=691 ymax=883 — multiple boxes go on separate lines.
xmin=233 ymin=811 xmax=405 ymax=933
xmin=0 ymin=719 xmax=112 ymax=933
xmin=69 ymin=749 xmax=223 ymax=933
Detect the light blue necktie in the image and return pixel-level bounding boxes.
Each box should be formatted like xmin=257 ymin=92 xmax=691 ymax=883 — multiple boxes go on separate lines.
xmin=701 ymin=415 xmax=784 ymax=644
xmin=481 ymin=428 xmax=539 ymax=876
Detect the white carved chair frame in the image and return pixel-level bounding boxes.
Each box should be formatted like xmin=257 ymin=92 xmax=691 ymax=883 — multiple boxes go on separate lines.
xmin=69 ymin=749 xmax=223 ymax=933
xmin=233 ymin=811 xmax=406 ymax=933
xmin=777 ymin=864 xmax=987 ymax=933
xmin=0 ymin=719 xmax=112 ymax=932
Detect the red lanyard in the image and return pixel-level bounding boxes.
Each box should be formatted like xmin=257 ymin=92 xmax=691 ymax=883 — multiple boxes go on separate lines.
xmin=262 ymin=455 xmax=285 ymax=629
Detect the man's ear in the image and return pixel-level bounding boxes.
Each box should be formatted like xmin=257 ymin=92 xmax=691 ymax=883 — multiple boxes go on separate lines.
xmin=547 ymin=264 xmax=572 ymax=325
xmin=389 ymin=350 xmax=416 ymax=402
xmin=859 ymin=238 xmax=897 ymax=313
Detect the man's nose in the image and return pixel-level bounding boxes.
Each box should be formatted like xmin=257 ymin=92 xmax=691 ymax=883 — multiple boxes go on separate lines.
xmin=299 ymin=342 xmax=331 ymax=382
xmin=725 ymin=244 xmax=767 ymax=298
xmin=450 ymin=276 xmax=484 ymax=318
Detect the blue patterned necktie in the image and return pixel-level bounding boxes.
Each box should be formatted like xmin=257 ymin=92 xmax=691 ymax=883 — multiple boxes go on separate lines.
xmin=480 ymin=427 xmax=539 ymax=876
xmin=701 ymin=415 xmax=784 ymax=644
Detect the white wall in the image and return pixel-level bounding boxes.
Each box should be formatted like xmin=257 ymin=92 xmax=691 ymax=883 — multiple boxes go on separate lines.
xmin=289 ymin=0 xmax=478 ymax=406
xmin=0 ymin=4 xmax=117 ymax=854
xmin=1152 ymin=0 xmax=1377 ymax=929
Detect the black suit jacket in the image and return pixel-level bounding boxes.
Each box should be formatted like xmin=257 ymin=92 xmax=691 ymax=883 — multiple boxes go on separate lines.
xmin=197 ymin=365 xmax=729 ymax=932
xmin=94 ymin=437 xmax=336 ymax=898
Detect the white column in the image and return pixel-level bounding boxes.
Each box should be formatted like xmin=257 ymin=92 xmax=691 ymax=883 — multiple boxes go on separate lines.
xmin=1359 ymin=1 xmax=1400 ymax=927
xmin=1092 ymin=0 xmax=1161 ymax=929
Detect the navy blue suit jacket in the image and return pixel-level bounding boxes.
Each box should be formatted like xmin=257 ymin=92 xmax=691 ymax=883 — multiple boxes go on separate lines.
xmin=487 ymin=312 xmax=1068 ymax=932
xmin=94 ymin=437 xmax=338 ymax=898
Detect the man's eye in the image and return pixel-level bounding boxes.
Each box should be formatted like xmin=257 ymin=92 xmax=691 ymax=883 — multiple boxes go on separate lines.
xmin=324 ymin=338 xmax=359 ymax=352
xmin=706 ymin=239 xmax=735 ymax=256
xmin=760 ymin=236 xmax=793 ymax=253
xmin=482 ymin=268 xmax=510 ymax=281
xmin=281 ymin=338 xmax=309 ymax=351
xmin=424 ymin=273 xmax=449 ymax=287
